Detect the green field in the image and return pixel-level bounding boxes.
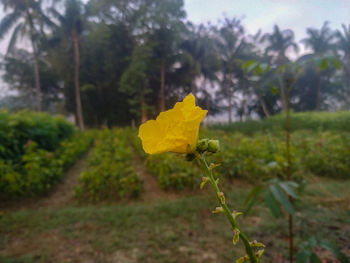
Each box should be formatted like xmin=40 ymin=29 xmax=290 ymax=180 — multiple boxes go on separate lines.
xmin=0 ymin=111 xmax=349 ymax=262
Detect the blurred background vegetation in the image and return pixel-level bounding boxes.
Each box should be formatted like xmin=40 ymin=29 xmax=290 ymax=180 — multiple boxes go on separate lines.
xmin=0 ymin=0 xmax=350 ymax=128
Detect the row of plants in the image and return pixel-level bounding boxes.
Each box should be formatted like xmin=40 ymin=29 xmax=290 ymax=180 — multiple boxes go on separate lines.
xmin=132 ymin=128 xmax=350 ymax=191
xmin=0 ymin=131 xmax=94 ymax=199
xmin=125 ymin=127 xmax=201 ymax=190
xmin=211 ymin=111 xmax=350 ymax=135
xmin=75 ymin=129 xmax=143 ymax=201
xmin=0 ymin=110 xmax=75 ymax=163
xmin=204 ymin=129 xmax=350 ymax=182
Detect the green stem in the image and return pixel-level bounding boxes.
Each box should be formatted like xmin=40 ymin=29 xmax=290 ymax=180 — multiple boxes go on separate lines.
xmin=199 ymin=154 xmax=258 ymax=263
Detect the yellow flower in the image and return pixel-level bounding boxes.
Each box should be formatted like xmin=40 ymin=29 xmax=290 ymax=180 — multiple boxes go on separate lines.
xmin=138 ymin=93 xmax=207 ymax=154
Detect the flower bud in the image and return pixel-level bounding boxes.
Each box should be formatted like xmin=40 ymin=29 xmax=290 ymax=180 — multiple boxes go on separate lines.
xmin=207 ymin=140 xmax=220 ymax=153
xmin=196 ymin=139 xmax=209 ymax=153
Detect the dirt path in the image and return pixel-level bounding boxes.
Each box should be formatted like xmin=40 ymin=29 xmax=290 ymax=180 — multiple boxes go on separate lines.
xmin=133 ymin=155 xmax=179 ymax=202
xmin=36 ymin=154 xmax=89 ymax=208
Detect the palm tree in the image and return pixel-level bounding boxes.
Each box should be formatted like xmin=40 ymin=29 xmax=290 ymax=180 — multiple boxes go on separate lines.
xmin=0 ymin=0 xmax=52 ymax=111
xmin=262 ymin=25 xmax=299 ymax=67
xmin=262 ymin=25 xmax=298 ymax=111
xmin=302 ymin=22 xmax=334 ymax=56
xmin=216 ymin=18 xmax=250 ymax=123
xmin=50 ymin=0 xmax=85 ymax=130
xmin=301 ymin=22 xmax=335 ymax=109
xmin=335 ymin=24 xmax=350 ymax=95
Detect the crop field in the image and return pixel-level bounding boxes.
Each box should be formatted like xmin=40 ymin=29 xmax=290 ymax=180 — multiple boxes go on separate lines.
xmin=0 ymin=111 xmax=349 ymax=263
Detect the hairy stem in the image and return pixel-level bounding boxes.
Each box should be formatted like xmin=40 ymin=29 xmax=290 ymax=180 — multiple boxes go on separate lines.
xmin=199 ymin=155 xmax=258 ymax=263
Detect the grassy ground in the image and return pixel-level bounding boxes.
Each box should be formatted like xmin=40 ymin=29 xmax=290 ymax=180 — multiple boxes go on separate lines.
xmin=1 ymin=178 xmax=349 ymax=263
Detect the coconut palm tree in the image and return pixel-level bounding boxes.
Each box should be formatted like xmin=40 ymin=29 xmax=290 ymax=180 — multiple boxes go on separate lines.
xmin=302 ymin=21 xmax=334 ymax=56
xmin=335 ymin=24 xmax=350 ymax=96
xmin=301 ymin=22 xmax=335 ymax=109
xmin=215 ymin=18 xmax=251 ymax=123
xmin=49 ymin=0 xmax=85 ymax=130
xmin=262 ymin=25 xmax=299 ymax=67
xmin=0 ymin=0 xmax=53 ymax=111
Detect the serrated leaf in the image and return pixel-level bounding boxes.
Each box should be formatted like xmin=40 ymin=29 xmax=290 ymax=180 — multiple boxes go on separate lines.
xmin=269 ymin=185 xmax=294 ymax=215
xmin=264 ymin=190 xmax=282 ymax=217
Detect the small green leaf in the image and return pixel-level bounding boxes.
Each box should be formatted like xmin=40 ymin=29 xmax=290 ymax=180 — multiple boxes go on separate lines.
xmin=320 ymin=58 xmax=328 ymax=71
xmin=233 ymin=228 xmax=240 ymax=245
xmin=279 ymin=181 xmax=298 ymax=199
xmin=269 ymin=185 xmax=294 ymax=215
xmin=264 ymin=190 xmax=282 ymax=217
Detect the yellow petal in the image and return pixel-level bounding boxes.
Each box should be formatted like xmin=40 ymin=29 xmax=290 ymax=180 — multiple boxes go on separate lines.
xmin=138 ymin=93 xmax=207 ymax=154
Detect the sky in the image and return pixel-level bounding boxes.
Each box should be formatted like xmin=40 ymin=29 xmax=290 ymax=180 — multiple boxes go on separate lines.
xmin=184 ymin=0 xmax=349 ymax=50
xmin=1 ymin=0 xmax=350 ymax=94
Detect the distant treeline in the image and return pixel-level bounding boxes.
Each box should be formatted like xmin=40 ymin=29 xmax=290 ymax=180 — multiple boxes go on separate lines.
xmin=1 ymin=0 xmax=350 ymax=128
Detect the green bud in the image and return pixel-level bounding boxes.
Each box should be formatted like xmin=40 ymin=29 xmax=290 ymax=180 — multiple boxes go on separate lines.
xmin=233 ymin=228 xmax=240 ymax=245
xmin=196 ymin=139 xmax=209 ymax=153
xmin=207 ymin=140 xmax=220 ymax=153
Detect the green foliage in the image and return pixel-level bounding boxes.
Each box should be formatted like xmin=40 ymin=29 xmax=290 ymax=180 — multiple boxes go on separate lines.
xmin=0 ymin=110 xmax=75 ymax=162
xmin=202 ymin=128 xmax=350 ymax=181
xmin=0 ymin=131 xmax=94 ymax=199
xmin=297 ymin=237 xmax=349 ymax=263
xmin=75 ymin=129 xmax=143 ymax=201
xmin=145 ymin=153 xmax=201 ymax=190
xmin=211 ymin=111 xmax=350 ymax=135
xmin=244 ymin=179 xmax=299 ymax=217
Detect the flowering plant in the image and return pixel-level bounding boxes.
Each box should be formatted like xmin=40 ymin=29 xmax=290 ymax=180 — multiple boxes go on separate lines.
xmin=139 ymin=94 xmax=264 ymax=263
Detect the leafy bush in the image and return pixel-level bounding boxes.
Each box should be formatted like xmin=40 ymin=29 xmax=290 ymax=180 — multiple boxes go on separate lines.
xmin=145 ymin=153 xmax=201 ymax=190
xmin=202 ymin=129 xmax=350 ymax=182
xmin=75 ymin=129 xmax=143 ymax=201
xmin=0 ymin=110 xmax=75 ymax=163
xmin=0 ymin=131 xmax=94 ymax=199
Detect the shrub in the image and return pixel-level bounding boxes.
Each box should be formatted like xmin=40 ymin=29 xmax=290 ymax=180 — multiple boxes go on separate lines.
xmin=75 ymin=129 xmax=143 ymax=201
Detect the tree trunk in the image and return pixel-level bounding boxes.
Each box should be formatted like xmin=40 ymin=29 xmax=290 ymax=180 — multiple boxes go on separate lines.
xmin=228 ymin=91 xmax=232 ymax=124
xmin=141 ymin=79 xmax=148 ymax=124
xmin=73 ymin=31 xmax=85 ymax=130
xmin=316 ymin=76 xmax=322 ymax=110
xmin=32 ymin=44 xmax=42 ymax=112
xmin=192 ymin=77 xmax=198 ymax=99
xmin=159 ymin=58 xmax=166 ymax=112
xmin=257 ymin=93 xmax=270 ymax=117
xmin=26 ymin=3 xmax=41 ymax=112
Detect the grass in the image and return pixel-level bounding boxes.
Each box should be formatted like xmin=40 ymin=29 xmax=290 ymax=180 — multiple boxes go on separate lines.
xmin=1 ymin=179 xmax=349 ymax=263
xmin=211 ymin=111 xmax=350 ymax=135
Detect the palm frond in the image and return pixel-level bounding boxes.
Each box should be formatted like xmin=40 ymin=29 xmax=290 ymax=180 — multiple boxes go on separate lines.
xmin=0 ymin=11 xmax=22 ymax=39
xmin=6 ymin=22 xmax=23 ymax=55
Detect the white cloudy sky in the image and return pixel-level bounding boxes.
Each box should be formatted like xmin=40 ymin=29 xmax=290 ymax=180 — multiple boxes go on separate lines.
xmin=184 ymin=0 xmax=349 ymax=46
xmin=1 ymin=0 xmax=350 ymax=93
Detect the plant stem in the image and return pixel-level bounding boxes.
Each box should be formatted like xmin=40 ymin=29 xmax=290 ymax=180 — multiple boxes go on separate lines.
xmin=199 ymin=155 xmax=258 ymax=263
xmin=285 ymin=80 xmax=294 ymax=263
